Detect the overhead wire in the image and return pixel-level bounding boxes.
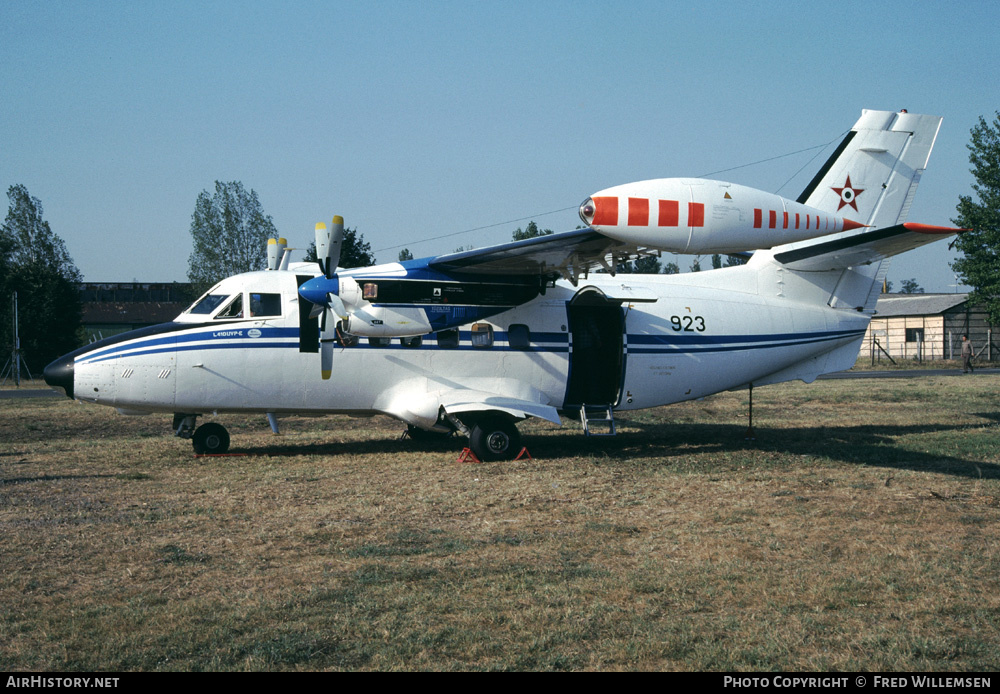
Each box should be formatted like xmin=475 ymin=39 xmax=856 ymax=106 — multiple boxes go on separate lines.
xmin=374 ymin=131 xmax=849 ymax=256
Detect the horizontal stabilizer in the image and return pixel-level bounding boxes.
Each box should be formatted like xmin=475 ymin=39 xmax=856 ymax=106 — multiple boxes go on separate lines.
xmin=773 ymin=223 xmax=966 ymax=271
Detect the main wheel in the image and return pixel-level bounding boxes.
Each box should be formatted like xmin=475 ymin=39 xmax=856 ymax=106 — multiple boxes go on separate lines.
xmin=192 ymin=422 xmax=230 ymax=455
xmin=469 ymin=416 xmax=521 ymax=461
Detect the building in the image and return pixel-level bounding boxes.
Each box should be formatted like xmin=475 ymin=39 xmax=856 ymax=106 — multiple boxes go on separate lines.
xmin=861 ymin=293 xmax=996 ymax=363
xmin=80 ymin=282 xmax=193 ymax=341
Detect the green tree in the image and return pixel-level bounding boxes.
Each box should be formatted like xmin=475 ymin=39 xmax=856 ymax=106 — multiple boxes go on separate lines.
xmin=900 ymin=278 xmax=924 ymax=294
xmin=512 ymin=221 xmax=553 ymax=241
xmin=187 ymin=181 xmax=278 ymax=293
xmin=618 ymin=255 xmax=662 ymax=274
xmin=303 ymin=227 xmax=375 ymax=269
xmin=663 ymin=261 xmax=680 ymax=274
xmin=952 ymin=112 xmax=1000 ymax=326
xmin=0 ymin=185 xmax=83 ymax=373
xmin=398 ymin=248 xmax=413 ymax=262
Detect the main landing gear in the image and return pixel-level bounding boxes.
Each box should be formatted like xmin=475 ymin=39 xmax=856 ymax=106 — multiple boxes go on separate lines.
xmin=406 ymin=413 xmax=523 ymax=461
xmin=173 ymin=414 xmax=231 ymax=455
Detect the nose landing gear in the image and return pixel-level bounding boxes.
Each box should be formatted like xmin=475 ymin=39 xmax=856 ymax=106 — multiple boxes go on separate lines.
xmin=173 ymin=413 xmax=231 ymax=455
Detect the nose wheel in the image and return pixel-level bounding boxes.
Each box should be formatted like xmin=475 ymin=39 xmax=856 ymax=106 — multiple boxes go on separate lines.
xmin=192 ymin=422 xmax=230 ymax=455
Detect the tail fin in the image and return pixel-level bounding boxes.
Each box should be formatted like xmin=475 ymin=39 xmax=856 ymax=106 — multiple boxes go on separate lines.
xmin=762 ymin=110 xmax=962 ymax=314
xmin=797 ymin=109 xmax=943 ymax=228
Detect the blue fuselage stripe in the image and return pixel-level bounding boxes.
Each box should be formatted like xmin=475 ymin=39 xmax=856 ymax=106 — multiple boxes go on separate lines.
xmin=73 ymin=325 xmax=862 ymax=364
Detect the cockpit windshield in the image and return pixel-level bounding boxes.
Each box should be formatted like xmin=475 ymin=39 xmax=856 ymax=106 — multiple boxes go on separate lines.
xmin=187 ymin=293 xmax=231 ymax=315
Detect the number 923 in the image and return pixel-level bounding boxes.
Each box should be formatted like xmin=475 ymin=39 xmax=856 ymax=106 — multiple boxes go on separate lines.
xmin=670 ymin=315 xmax=706 ymax=332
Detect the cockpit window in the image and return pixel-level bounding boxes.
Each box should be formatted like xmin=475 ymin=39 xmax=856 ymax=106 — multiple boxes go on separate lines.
xmin=249 ymin=292 xmax=282 ymax=317
xmin=215 ymin=294 xmax=244 ymax=319
xmin=188 ymin=293 xmax=231 ymax=315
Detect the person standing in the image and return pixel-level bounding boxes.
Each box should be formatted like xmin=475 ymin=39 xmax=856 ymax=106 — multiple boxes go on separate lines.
xmin=961 ymin=334 xmax=975 ymax=373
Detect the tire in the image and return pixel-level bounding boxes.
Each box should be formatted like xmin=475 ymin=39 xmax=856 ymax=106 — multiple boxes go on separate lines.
xmin=469 ymin=416 xmax=521 ymax=461
xmin=192 ymin=422 xmax=230 ymax=455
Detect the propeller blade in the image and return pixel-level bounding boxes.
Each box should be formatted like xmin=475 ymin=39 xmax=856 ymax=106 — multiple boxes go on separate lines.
xmin=328 ymin=216 xmax=344 ymax=276
xmin=320 ymin=336 xmax=334 ymax=380
xmin=267 ymin=238 xmax=279 ymax=271
xmin=328 ymin=293 xmax=349 ymax=321
xmin=319 ymin=307 xmax=335 ymax=380
xmin=315 ymin=223 xmax=331 ymax=277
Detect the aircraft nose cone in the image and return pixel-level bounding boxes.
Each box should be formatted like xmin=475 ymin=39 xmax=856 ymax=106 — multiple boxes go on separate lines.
xmin=43 ymin=356 xmax=74 ymax=399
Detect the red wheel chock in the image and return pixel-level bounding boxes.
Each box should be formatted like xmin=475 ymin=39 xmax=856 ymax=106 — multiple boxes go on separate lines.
xmin=457 ymin=448 xmax=481 ymax=463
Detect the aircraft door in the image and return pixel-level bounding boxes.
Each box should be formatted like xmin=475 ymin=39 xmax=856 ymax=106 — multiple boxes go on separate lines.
xmin=564 ymin=289 xmax=625 ymax=408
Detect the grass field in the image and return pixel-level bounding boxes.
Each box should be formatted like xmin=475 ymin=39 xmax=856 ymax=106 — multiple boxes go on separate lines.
xmin=1 ymin=375 xmax=999 ymax=671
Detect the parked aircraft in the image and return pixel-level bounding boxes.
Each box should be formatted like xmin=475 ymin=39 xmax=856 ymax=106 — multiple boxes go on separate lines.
xmin=44 ymin=109 xmax=964 ymax=460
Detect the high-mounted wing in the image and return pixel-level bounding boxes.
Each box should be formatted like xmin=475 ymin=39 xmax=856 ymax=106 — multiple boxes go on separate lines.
xmin=428 ymin=227 xmax=642 ymax=283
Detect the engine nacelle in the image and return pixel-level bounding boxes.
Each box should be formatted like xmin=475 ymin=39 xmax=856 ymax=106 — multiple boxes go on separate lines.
xmin=342 ymin=305 xmax=433 ymax=338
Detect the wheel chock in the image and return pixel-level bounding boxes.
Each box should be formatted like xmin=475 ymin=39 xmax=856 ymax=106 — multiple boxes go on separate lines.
xmin=457 ymin=447 xmax=481 ymax=463
xmin=513 ymin=447 xmax=532 ymax=461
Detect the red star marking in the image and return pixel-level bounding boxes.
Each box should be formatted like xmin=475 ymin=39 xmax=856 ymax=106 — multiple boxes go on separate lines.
xmin=831 ymin=175 xmax=864 ymax=212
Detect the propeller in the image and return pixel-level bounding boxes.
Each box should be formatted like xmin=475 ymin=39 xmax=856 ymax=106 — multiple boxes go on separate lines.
xmin=313 ymin=217 xmax=347 ymax=380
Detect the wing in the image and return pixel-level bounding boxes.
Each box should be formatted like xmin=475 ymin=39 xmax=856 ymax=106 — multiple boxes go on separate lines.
xmin=773 ymin=223 xmax=966 ymax=271
xmin=427 ymin=227 xmax=642 ymax=282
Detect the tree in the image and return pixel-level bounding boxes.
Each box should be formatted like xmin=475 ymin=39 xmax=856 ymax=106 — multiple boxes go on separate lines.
xmin=690 ymin=256 xmax=703 ymax=273
xmin=952 ymin=112 xmax=1000 ymax=326
xmin=900 ymin=278 xmax=924 ymax=294
xmin=0 ymin=185 xmax=83 ymax=373
xmin=303 ymin=227 xmax=376 ymax=269
xmin=663 ymin=261 xmax=680 ymax=275
xmin=619 ymin=255 xmax=662 ymax=274
xmin=187 ymin=181 xmax=278 ymax=293
xmin=398 ymin=248 xmax=413 ymax=262
xmin=512 ymin=221 xmax=553 ymax=241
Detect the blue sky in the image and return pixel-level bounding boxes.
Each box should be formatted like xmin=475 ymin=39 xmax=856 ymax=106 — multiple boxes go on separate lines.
xmin=2 ymin=0 xmax=998 ymax=292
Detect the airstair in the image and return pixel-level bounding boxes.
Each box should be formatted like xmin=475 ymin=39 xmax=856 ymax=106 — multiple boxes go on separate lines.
xmin=580 ymin=404 xmax=616 ymax=436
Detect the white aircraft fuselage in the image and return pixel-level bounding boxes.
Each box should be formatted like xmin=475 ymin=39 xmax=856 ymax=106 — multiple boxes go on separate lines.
xmin=54 ymin=255 xmax=866 ymax=422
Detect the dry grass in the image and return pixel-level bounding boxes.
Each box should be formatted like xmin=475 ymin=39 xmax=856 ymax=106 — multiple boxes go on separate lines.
xmin=1 ymin=375 xmax=999 ymax=671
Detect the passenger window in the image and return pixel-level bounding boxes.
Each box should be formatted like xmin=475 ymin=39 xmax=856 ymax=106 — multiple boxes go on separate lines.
xmin=215 ymin=294 xmax=244 ymax=319
xmin=471 ymin=323 xmax=494 ymax=348
xmin=437 ymin=328 xmax=459 ymax=349
xmin=249 ymin=292 xmax=282 ymax=317
xmin=508 ymin=324 xmax=530 ymax=350
xmin=363 ymin=283 xmax=378 ymax=300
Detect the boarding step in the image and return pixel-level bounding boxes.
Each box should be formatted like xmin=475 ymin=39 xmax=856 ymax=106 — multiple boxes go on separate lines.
xmin=580 ymin=403 xmax=616 ymax=436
